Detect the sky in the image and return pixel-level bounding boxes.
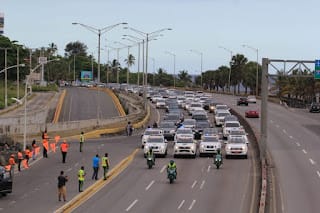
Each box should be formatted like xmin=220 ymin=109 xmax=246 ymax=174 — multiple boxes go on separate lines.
xmin=1 ymin=0 xmax=320 ymax=75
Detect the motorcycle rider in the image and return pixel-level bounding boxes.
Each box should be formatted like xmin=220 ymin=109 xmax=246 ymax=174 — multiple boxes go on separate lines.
xmin=167 ymin=160 xmax=177 ymax=179
xmin=152 ymin=121 xmax=158 ymax=128
xmin=214 ymin=148 xmax=223 ymax=165
xmin=146 ymin=147 xmax=155 ymax=165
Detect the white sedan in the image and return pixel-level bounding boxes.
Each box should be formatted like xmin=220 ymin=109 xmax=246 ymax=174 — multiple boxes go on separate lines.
xmin=141 ymin=128 xmax=164 ymax=148
xmin=225 ymin=137 xmax=248 ymax=159
xmin=144 ymin=135 xmax=168 ymax=157
xmin=199 ymin=135 xmax=221 ymax=156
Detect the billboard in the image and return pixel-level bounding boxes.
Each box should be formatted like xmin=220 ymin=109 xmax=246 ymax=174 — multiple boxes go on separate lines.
xmin=80 ymin=70 xmax=93 ymax=81
xmin=0 ymin=13 xmax=4 ymax=35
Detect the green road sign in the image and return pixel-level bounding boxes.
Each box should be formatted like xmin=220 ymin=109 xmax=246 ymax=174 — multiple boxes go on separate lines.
xmin=315 ymin=60 xmax=320 ymax=79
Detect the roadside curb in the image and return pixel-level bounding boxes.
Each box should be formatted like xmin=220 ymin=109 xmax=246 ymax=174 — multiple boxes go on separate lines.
xmin=52 ymin=89 xmax=66 ymax=123
xmin=54 ymin=148 xmax=139 ymax=213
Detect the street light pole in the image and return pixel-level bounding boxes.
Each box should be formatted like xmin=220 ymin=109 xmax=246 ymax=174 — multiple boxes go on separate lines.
xmin=218 ymin=46 xmax=233 ymax=92
xmin=190 ymin=49 xmax=203 ymax=88
xmin=150 ymin=57 xmax=155 ymax=86
xmin=23 ymin=59 xmax=59 ymax=151
xmin=242 ymin=44 xmax=259 ymax=96
xmin=165 ymin=51 xmax=176 ymax=88
xmin=72 ymin=22 xmax=127 ymax=83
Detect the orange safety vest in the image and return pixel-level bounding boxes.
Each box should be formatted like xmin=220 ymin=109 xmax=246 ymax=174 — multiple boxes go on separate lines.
xmin=9 ymin=157 xmax=15 ymax=165
xmin=18 ymin=152 xmax=23 ymax=160
xmin=25 ymin=149 xmax=31 ymax=157
xmin=4 ymin=165 xmax=11 ymax=171
xmin=60 ymin=142 xmax=69 ymax=152
xmin=43 ymin=139 xmax=49 ymax=151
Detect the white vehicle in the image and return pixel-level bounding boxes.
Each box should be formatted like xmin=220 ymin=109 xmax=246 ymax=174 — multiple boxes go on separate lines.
xmin=227 ymin=129 xmax=249 ymax=145
xmin=199 ymin=135 xmax=221 ymax=156
xmin=215 ymin=110 xmax=231 ymax=126
xmin=174 ymin=128 xmax=194 ymax=141
xmin=173 ymin=135 xmax=197 ymax=158
xmin=156 ymin=99 xmax=166 ymax=108
xmin=247 ymin=95 xmax=257 ymax=103
xmin=214 ymin=104 xmax=230 ymax=114
xmin=222 ymin=121 xmax=242 ymax=138
xmin=225 ymin=137 xmax=248 ymax=159
xmin=141 ymin=128 xmax=164 ymax=148
xmin=151 ymin=95 xmax=162 ymax=103
xmin=144 ymin=135 xmax=168 ymax=157
xmin=177 ymin=96 xmax=186 ymax=107
xmin=188 ymin=102 xmax=203 ymax=115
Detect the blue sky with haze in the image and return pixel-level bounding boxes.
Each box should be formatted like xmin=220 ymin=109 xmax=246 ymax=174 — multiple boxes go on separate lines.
xmin=1 ymin=0 xmax=319 ymax=75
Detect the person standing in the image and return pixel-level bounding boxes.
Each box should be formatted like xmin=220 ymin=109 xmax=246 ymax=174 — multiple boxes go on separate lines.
xmin=78 ymin=166 xmax=85 ymax=192
xmin=57 ymin=170 xmax=68 ymax=202
xmin=101 ymin=153 xmax=110 ymax=180
xmin=24 ymin=146 xmax=31 ymax=168
xmin=17 ymin=149 xmax=24 ymax=172
xmin=60 ymin=140 xmax=69 ymax=163
xmin=92 ymin=154 xmax=100 ymax=180
xmin=79 ymin=132 xmax=85 ymax=152
xmin=32 ymin=139 xmax=37 ymax=160
xmin=8 ymin=154 xmax=16 ymax=171
xmin=42 ymin=130 xmax=49 ymax=158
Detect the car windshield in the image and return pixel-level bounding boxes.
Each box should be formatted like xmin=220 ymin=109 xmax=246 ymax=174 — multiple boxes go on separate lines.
xmin=203 ymin=136 xmax=219 ymax=142
xmin=176 ymin=129 xmax=193 ymax=134
xmin=216 ymin=105 xmax=228 ymax=110
xmin=229 ymin=137 xmax=246 ymax=144
xmin=184 ymin=120 xmax=196 ymax=125
xmin=144 ymin=130 xmax=162 ymax=135
xmin=203 ymin=128 xmax=218 ymax=135
xmin=191 ymin=103 xmax=202 ymax=107
xmin=196 ymin=122 xmax=210 ymax=128
xmin=217 ymin=112 xmax=230 ymax=117
xmin=230 ymin=130 xmax=246 ymax=136
xmin=160 ymin=122 xmax=175 ymax=128
xmin=147 ymin=137 xmax=164 ymax=143
xmin=193 ymin=114 xmax=207 ymax=120
xmin=165 ymin=115 xmax=179 ymax=120
xmin=176 ymin=137 xmax=193 ymax=143
xmin=225 ymin=123 xmax=240 ymax=128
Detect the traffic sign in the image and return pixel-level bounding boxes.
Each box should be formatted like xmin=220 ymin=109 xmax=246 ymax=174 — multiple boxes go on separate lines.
xmin=38 ymin=57 xmax=47 ymax=64
xmin=315 ymin=60 xmax=320 ymax=79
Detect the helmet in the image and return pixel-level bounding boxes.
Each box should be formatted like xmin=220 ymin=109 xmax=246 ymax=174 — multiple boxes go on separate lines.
xmin=10 ymin=154 xmax=15 ymax=157
xmin=170 ymin=160 xmax=174 ymax=164
xmin=217 ymin=148 xmax=221 ymax=154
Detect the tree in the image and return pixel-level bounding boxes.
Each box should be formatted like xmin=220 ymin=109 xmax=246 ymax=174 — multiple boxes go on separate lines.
xmin=64 ymin=41 xmax=88 ymax=57
xmin=230 ymin=54 xmax=248 ymax=94
xmin=178 ymin=70 xmax=192 ymax=87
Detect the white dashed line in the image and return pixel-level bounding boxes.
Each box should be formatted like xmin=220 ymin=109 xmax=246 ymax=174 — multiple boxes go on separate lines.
xmin=207 ymin=165 xmax=211 ymax=173
xmin=282 ymin=129 xmax=287 ymax=134
xmin=191 ymin=180 xmax=197 ymax=189
xmin=178 ymin=200 xmax=185 ymax=210
xmin=296 ymin=142 xmax=301 ymax=147
xmin=66 ymin=167 xmax=72 ymax=172
xmin=317 ymin=171 xmax=320 ymax=178
xmin=188 ymin=200 xmax=196 ymax=210
xmin=302 ymin=149 xmax=307 ymax=154
xmin=270 ymin=120 xmax=274 ymax=123
xmin=0 ymin=208 xmax=3 ymax=211
xmin=75 ymin=162 xmax=79 ymax=167
xmin=276 ymin=124 xmax=280 ymax=128
xmin=289 ymin=135 xmax=293 ymax=139
xmin=126 ymin=199 xmax=138 ymax=212
xmin=160 ymin=165 xmax=166 ymax=173
xmin=9 ymin=201 xmax=16 ymax=205
xmin=145 ymin=180 xmax=155 ymax=191
xmin=200 ymin=180 xmax=205 ymax=190
xmin=309 ymin=158 xmax=316 ymax=165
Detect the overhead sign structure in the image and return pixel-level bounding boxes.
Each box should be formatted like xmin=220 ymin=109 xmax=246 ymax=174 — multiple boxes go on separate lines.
xmin=80 ymin=70 xmax=93 ymax=81
xmin=315 ymin=60 xmax=320 ymax=79
xmin=38 ymin=57 xmax=47 ymax=64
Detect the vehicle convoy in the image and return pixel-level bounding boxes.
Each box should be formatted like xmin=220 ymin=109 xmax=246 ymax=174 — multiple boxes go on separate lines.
xmin=0 ymin=166 xmax=13 ymax=196
xmin=225 ymin=137 xmax=248 ymax=159
xmin=199 ymin=135 xmax=221 ymax=156
xmin=141 ymin=128 xmax=164 ymax=148
xmin=143 ymin=135 xmax=168 ymax=157
xmin=173 ymin=135 xmax=197 ymax=158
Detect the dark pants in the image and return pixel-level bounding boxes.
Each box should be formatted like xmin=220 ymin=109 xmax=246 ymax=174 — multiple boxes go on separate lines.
xmin=18 ymin=159 xmax=22 ymax=171
xmin=62 ymin=152 xmax=67 ymax=163
xmin=79 ymin=180 xmax=84 ymax=192
xmin=92 ymin=167 xmax=99 ymax=180
xmin=103 ymin=166 xmax=109 ymax=180
xmin=80 ymin=142 xmax=83 ymax=152
xmin=43 ymin=147 xmax=48 ymax=158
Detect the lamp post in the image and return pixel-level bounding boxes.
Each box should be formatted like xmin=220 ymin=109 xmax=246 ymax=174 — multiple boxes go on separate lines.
xmin=190 ymin=49 xmax=203 ymax=88
xmin=124 ymin=27 xmax=172 ymax=109
xmin=72 ymin=22 xmax=127 ymax=83
xmin=122 ymin=37 xmax=141 ymax=85
xmin=242 ymin=44 xmax=259 ymax=96
xmin=0 ymin=64 xmax=25 ymax=74
xmin=218 ymin=46 xmax=233 ymax=92
xmin=165 ymin=51 xmax=176 ymax=88
xmin=23 ymin=59 xmax=59 ymax=151
xmin=114 ymin=41 xmax=132 ymax=85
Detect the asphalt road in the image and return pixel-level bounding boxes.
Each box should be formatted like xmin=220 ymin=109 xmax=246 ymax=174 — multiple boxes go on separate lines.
xmin=214 ymin=93 xmax=320 ymax=213
xmin=59 ymin=87 xmax=119 ymax=122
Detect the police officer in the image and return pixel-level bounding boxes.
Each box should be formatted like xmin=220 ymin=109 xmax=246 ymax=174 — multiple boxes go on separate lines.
xmin=78 ymin=166 xmax=85 ymax=192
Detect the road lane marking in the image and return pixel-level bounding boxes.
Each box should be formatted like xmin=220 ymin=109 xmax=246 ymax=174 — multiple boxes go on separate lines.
xmin=282 ymin=129 xmax=287 ymax=134
xmin=145 ymin=180 xmax=155 ymax=191
xmin=200 ymin=180 xmax=205 ymax=190
xmin=9 ymin=201 xmax=16 ymax=205
xmin=276 ymin=124 xmax=280 ymax=128
xmin=302 ymin=149 xmax=307 ymax=154
xmin=289 ymin=135 xmax=293 ymax=139
xmin=126 ymin=199 xmax=138 ymax=212
xmin=309 ymin=158 xmax=316 ymax=165
xmin=191 ymin=180 xmax=197 ymax=189
xmin=160 ymin=165 xmax=166 ymax=173
xmin=156 ymin=109 xmax=160 ymax=123
xmin=317 ymin=171 xmax=320 ymax=178
xmin=178 ymin=200 xmax=185 ymax=210
xmin=66 ymin=168 xmax=72 ymax=172
xmin=188 ymin=200 xmax=196 ymax=210
xmin=270 ymin=120 xmax=274 ymax=123
xmin=0 ymin=208 xmax=3 ymax=211
xmin=296 ymin=142 xmax=301 ymax=147
xmin=207 ymin=165 xmax=211 ymax=173
xmin=75 ymin=163 xmax=79 ymax=167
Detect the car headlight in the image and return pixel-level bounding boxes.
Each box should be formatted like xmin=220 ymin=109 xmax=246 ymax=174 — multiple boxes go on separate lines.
xmin=170 ymin=130 xmax=175 ymax=133
xmin=174 ymin=145 xmax=179 ymax=150
xmin=200 ymin=144 xmax=205 ymax=149
xmin=226 ymin=146 xmax=231 ymax=151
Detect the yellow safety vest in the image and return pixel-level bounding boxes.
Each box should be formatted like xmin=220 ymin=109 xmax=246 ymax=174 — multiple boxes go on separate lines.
xmin=78 ymin=169 xmax=85 ymax=181
xmin=80 ymin=134 xmax=84 ymax=143
xmin=101 ymin=157 xmax=108 ymax=167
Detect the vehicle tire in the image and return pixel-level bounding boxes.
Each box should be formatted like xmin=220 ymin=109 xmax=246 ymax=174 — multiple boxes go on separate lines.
xmin=244 ymin=155 xmax=248 ymax=159
xmin=148 ymin=164 xmax=152 ymax=169
xmin=199 ymin=153 xmax=203 ymax=157
xmin=225 ymin=154 xmax=229 ymax=159
xmin=169 ymin=178 xmax=173 ymax=184
xmin=193 ymin=154 xmax=196 ymax=159
xmin=216 ymin=164 xmax=220 ymax=169
xmin=2 ymin=193 xmax=7 ymax=196
xmin=173 ymin=154 xmax=176 ymax=158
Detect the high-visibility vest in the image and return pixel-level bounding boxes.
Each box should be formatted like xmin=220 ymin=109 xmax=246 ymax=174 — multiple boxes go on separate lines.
xmin=18 ymin=152 xmax=23 ymax=160
xmin=60 ymin=143 xmax=68 ymax=152
xmin=25 ymin=149 xmax=31 ymax=157
xmin=44 ymin=133 xmax=49 ymax=139
xmin=78 ymin=169 xmax=85 ymax=181
xmin=101 ymin=157 xmax=109 ymax=167
xmin=80 ymin=134 xmax=84 ymax=143
xmin=9 ymin=157 xmax=15 ymax=165
xmin=4 ymin=165 xmax=11 ymax=171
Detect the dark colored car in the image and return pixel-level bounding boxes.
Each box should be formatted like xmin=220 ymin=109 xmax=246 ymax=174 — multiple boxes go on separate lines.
xmin=194 ymin=120 xmax=212 ymax=140
xmin=237 ymin=97 xmax=249 ymax=106
xmin=0 ymin=166 xmax=13 ymax=196
xmin=309 ymin=103 xmax=320 ymax=113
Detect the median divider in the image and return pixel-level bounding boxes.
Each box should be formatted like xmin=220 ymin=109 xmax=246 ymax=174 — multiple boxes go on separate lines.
xmin=52 ymin=89 xmax=66 ymax=123
xmin=103 ymin=88 xmax=126 ymax=117
xmin=54 ymin=148 xmax=139 ymax=213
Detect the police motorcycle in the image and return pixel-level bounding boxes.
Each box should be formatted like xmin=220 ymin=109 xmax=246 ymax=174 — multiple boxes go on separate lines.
xmin=167 ymin=160 xmax=177 ymax=184
xmin=146 ymin=148 xmax=155 ymax=169
xmin=214 ymin=149 xmax=223 ymax=169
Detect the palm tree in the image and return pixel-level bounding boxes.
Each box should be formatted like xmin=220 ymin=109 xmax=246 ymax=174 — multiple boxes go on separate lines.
xmin=124 ymin=54 xmax=135 ymax=84
xmin=178 ymin=70 xmax=192 ymax=87
xmin=230 ymin=54 xmax=248 ymax=94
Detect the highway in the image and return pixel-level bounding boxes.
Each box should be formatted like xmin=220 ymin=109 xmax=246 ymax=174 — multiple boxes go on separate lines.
xmin=214 ymin=93 xmax=320 ymax=213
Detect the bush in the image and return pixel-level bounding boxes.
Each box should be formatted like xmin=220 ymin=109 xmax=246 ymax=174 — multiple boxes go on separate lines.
xmin=32 ymin=84 xmax=58 ymax=92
